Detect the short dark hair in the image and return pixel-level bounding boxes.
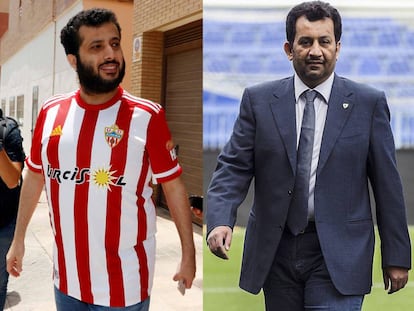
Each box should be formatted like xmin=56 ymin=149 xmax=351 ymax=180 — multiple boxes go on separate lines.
xmin=286 ymin=1 xmax=342 ymax=46
xmin=60 ymin=8 xmax=121 ymax=56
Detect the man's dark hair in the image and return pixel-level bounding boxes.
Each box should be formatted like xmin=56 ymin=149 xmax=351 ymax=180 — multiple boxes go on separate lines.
xmin=286 ymin=1 xmax=342 ymax=46
xmin=60 ymin=8 xmax=121 ymax=56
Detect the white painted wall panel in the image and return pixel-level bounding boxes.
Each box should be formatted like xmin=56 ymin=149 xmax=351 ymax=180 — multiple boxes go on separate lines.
xmin=0 ymin=2 xmax=83 ymax=152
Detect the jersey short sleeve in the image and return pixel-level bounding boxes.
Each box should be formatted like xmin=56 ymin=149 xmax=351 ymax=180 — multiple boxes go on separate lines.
xmin=25 ymin=106 xmax=46 ymax=173
xmin=146 ymin=108 xmax=182 ymax=183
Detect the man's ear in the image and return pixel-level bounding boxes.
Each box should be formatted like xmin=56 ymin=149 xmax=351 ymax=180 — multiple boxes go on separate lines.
xmin=335 ymin=40 xmax=341 ymax=61
xmin=67 ymin=54 xmax=77 ymax=70
xmin=284 ymin=41 xmax=293 ymax=61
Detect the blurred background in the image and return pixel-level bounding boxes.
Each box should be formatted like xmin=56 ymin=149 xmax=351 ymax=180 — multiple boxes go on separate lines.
xmin=203 ymin=0 xmax=414 ymax=224
xmin=203 ymin=1 xmax=414 ymax=310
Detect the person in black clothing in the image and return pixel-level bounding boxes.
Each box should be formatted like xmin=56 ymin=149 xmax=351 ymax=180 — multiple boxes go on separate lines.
xmin=0 ymin=109 xmax=25 ymax=310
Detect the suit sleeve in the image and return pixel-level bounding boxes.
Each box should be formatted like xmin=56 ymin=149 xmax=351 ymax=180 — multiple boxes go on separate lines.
xmin=367 ymin=92 xmax=411 ymax=269
xmin=206 ymin=88 xmax=256 ymax=234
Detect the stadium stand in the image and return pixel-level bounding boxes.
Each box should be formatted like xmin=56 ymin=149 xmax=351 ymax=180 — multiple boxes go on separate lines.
xmin=204 ymin=13 xmax=414 ymax=150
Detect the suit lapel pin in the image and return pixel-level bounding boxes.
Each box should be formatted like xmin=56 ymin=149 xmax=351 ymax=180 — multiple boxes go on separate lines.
xmin=342 ymin=103 xmax=349 ymax=109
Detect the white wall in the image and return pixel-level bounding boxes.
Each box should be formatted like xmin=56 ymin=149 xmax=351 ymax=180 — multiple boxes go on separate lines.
xmin=0 ymin=25 xmax=55 ymax=152
xmin=0 ymin=2 xmax=82 ymax=153
xmin=53 ymin=3 xmax=83 ymax=94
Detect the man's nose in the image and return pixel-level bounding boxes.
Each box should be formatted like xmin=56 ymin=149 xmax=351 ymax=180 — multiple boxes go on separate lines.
xmin=103 ymin=44 xmax=116 ymax=60
xmin=309 ymin=41 xmax=322 ymax=56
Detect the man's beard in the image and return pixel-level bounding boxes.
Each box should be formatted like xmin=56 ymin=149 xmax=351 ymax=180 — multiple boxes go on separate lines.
xmin=76 ymin=55 xmax=125 ymax=94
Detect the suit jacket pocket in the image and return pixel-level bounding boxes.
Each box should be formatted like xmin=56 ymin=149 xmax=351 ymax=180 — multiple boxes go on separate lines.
xmin=346 ymin=218 xmax=374 ymax=239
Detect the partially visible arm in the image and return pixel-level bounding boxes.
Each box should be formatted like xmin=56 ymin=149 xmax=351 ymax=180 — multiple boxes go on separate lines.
xmin=0 ymin=127 xmax=24 ymax=188
xmin=161 ymin=177 xmax=196 ymax=289
xmin=206 ymin=225 xmax=232 ymax=260
xmin=368 ymin=92 xmax=411 ymax=293
xmin=383 ymin=266 xmax=409 ymax=294
xmin=6 ymin=169 xmax=45 ymax=277
xmin=206 ymin=87 xmax=255 ymax=253
xmin=0 ymin=149 xmax=23 ymax=188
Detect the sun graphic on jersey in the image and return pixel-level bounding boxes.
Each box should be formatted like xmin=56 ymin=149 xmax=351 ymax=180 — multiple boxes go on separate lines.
xmin=92 ymin=167 xmax=117 ymax=190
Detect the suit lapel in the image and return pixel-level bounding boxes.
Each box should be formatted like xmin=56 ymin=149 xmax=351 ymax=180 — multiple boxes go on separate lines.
xmin=317 ymin=76 xmax=354 ymax=174
xmin=269 ymin=77 xmax=297 ymax=173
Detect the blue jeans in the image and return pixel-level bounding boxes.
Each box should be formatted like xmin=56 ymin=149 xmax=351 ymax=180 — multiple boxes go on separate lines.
xmin=54 ymin=287 xmax=150 ymax=311
xmin=263 ymin=228 xmax=364 ymax=311
xmin=0 ymin=221 xmax=15 ymax=310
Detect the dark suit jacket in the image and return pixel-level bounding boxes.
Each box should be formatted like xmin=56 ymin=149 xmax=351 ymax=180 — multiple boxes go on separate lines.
xmin=207 ymin=74 xmax=411 ymax=295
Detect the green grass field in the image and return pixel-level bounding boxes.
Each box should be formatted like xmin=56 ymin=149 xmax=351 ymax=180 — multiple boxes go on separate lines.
xmin=204 ymin=226 xmax=414 ymax=311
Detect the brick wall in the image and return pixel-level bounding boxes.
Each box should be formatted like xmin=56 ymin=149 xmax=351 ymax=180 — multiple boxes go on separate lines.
xmin=134 ymin=0 xmax=202 ymax=33
xmin=137 ymin=31 xmax=163 ymax=102
xmin=131 ymin=0 xmax=202 ymax=101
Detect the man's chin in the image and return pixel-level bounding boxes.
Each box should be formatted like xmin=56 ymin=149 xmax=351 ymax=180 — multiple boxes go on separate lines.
xmin=306 ymin=63 xmax=323 ymax=72
xmin=100 ymin=72 xmax=120 ymax=81
xmin=301 ymin=72 xmax=328 ymax=88
xmin=81 ymin=82 xmax=121 ymax=95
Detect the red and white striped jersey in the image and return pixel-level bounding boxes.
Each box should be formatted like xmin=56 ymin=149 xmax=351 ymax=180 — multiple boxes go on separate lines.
xmin=26 ymin=87 xmax=182 ymax=307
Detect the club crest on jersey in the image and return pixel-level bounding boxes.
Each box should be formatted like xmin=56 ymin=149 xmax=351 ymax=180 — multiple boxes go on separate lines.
xmin=105 ymin=124 xmax=124 ymax=148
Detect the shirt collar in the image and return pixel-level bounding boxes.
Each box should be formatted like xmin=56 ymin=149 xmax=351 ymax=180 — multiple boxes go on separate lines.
xmin=294 ymin=72 xmax=334 ymax=104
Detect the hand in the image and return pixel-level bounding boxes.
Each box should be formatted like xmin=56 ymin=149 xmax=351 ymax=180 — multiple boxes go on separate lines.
xmin=173 ymin=256 xmax=196 ymax=291
xmin=383 ymin=266 xmax=409 ymax=294
xmin=6 ymin=240 xmax=25 ymax=277
xmin=206 ymin=226 xmax=232 ymax=260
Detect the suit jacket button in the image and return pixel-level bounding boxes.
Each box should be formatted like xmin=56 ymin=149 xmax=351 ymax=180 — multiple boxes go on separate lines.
xmin=288 ymin=190 xmax=293 ymax=195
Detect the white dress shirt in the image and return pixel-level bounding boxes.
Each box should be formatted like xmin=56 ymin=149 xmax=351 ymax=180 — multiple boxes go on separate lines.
xmin=294 ymin=73 xmax=334 ymax=220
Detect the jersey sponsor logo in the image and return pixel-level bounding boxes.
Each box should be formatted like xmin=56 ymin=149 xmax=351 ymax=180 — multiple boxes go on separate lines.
xmin=51 ymin=125 xmax=63 ymax=137
xmin=104 ymin=124 xmax=124 ymax=148
xmin=47 ymin=164 xmax=126 ymax=190
xmin=166 ymin=140 xmax=177 ymax=161
xmin=92 ymin=167 xmax=126 ymax=190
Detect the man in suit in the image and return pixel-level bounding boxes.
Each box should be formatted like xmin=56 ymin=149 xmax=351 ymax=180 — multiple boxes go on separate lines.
xmin=206 ymin=1 xmax=411 ymax=310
